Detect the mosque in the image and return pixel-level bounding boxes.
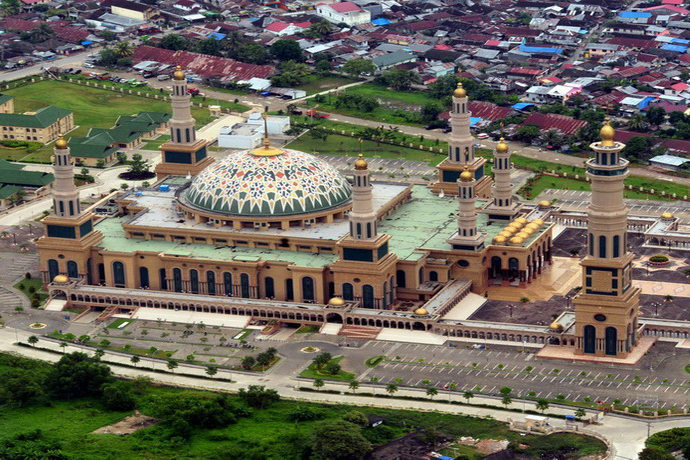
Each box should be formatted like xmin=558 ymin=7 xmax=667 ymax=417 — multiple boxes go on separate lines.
xmin=36 ymin=67 xmax=690 ymax=361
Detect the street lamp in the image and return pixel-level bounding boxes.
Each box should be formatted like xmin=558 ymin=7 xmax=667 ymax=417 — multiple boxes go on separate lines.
xmin=565 ymin=295 xmax=571 ymax=310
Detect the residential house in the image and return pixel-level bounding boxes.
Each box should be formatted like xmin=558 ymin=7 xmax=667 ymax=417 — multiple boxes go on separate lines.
xmin=0 ymin=106 xmax=73 ymax=143
xmin=315 ymin=2 xmax=371 ymax=26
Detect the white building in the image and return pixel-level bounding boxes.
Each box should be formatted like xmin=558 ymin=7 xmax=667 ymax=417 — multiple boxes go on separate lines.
xmin=315 ymin=2 xmax=371 ymax=26
xmin=218 ymin=123 xmax=263 ymax=149
xmin=246 ymin=112 xmax=290 ymax=134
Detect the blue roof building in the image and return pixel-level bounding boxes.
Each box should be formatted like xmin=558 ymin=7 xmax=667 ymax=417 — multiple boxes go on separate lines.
xmin=618 ymin=11 xmax=652 ymax=18
xmin=519 ymin=45 xmax=563 ymax=54
xmin=661 ymin=44 xmax=687 ymax=53
xmin=371 ymin=18 xmax=392 ymax=25
xmin=512 ymin=102 xmax=536 ymax=110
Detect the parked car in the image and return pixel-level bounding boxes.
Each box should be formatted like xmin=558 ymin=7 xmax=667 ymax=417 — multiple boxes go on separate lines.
xmin=142 ymin=71 xmax=154 ymax=78
xmin=157 ymin=74 xmax=171 ymax=81
xmin=83 ymin=63 xmax=95 ymax=68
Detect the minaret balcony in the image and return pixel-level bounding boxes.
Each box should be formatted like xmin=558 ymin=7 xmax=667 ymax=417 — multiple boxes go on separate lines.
xmin=586 ymin=158 xmax=628 ymax=176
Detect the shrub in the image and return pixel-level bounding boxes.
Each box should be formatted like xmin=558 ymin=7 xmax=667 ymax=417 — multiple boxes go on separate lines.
xmin=28 ymin=286 xmax=36 ymax=294
xmin=649 ymin=254 xmax=669 ymax=263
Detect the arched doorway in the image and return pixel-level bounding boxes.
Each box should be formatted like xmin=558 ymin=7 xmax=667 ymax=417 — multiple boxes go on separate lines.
xmin=412 ymin=322 xmax=425 ymax=331
xmin=240 ymin=273 xmax=250 ymax=298
xmin=207 ymin=271 xmax=216 ymax=295
xmin=396 ymin=270 xmax=406 ymax=288
xmin=326 ymin=313 xmax=342 ymax=323
xmin=583 ymin=325 xmax=595 ymax=354
xmin=605 ymin=327 xmax=617 ymax=356
xmin=362 ymin=284 xmax=374 ymax=308
xmin=113 ymin=261 xmax=126 ymax=287
xmin=343 ymin=283 xmax=354 ymax=301
xmin=67 ymin=261 xmax=78 ymax=279
xmin=491 ymin=256 xmax=501 ymax=278
xmin=139 ymin=267 xmax=149 ymax=289
xmin=48 ymin=259 xmax=59 ymax=281
xmin=429 ymin=271 xmax=438 ymax=282
xmin=302 ymin=276 xmax=315 ymax=302
xmin=173 ymin=268 xmax=182 ymax=292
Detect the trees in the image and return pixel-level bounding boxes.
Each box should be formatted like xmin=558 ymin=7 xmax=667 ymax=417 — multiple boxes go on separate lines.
xmin=241 ymin=355 xmax=255 ymax=370
xmin=313 ymin=378 xmax=325 ymax=390
xmin=313 ymin=352 xmax=332 ymax=370
xmin=385 ymin=383 xmax=398 ymax=396
xmin=639 ymin=447 xmax=675 ymax=460
xmin=426 ymin=387 xmax=438 ymax=399
xmin=28 ymin=23 xmax=55 ymax=43
xmin=238 ymin=385 xmax=280 ymax=409
xmin=378 ymin=68 xmax=420 ymax=91
xmin=627 ymin=113 xmax=648 ymax=132
xmin=114 ymin=41 xmax=134 ymax=58
xmin=426 ymin=74 xmax=460 ymax=99
xmin=309 ymin=20 xmax=332 ymax=38
xmin=98 ymin=30 xmax=117 ymax=42
xmin=47 ymin=352 xmax=112 ymax=399
xmin=315 ymin=59 xmax=332 ymax=75
xmin=325 ymin=361 xmax=341 ymax=375
xmin=421 ymin=103 xmax=443 ymax=123
xmin=126 ymin=153 xmax=151 ymax=177
xmin=235 ymin=43 xmax=269 ymax=65
xmin=27 ymin=335 xmax=38 ymax=347
xmin=536 ymin=399 xmax=549 ymax=413
xmin=463 ymin=390 xmax=474 ymax=404
xmin=311 ymin=420 xmax=372 ymax=460
xmin=159 ymin=34 xmax=190 ymax=51
xmin=501 ymin=395 xmax=513 ymax=408
xmin=622 ymin=136 xmax=651 ymax=161
xmin=100 ymin=381 xmax=135 ymax=410
xmin=342 ymin=59 xmax=376 ymax=78
xmin=94 ymin=349 xmax=105 ymax=360
xmin=575 ymin=408 xmax=587 ymax=419
xmin=540 ymin=129 xmax=564 ymax=149
xmin=0 ymin=0 xmax=20 ymax=17
xmin=166 ymin=359 xmax=178 ymax=373
xmin=514 ymin=124 xmax=540 ymax=143
xmin=130 ymin=355 xmax=140 ymax=367
xmin=196 ymin=38 xmax=221 ymax=56
xmin=349 ymin=380 xmax=360 ymax=393
xmin=270 ymin=60 xmax=311 ymax=87
xmin=270 ymin=39 xmax=303 ymax=61
xmin=343 ymin=410 xmax=368 ymax=426
xmin=499 ymin=386 xmax=512 ymax=396
xmin=206 ymin=365 xmax=218 ymax=377
xmin=646 ymin=106 xmax=666 ymax=127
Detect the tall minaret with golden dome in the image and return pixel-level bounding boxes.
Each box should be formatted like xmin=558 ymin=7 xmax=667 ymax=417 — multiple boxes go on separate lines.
xmin=447 ymin=166 xmax=485 ymax=251
xmin=155 ymin=65 xmax=213 ymax=180
xmin=484 ymin=137 xmax=522 ymax=221
xmin=51 ymin=134 xmax=80 ymax=218
xmin=431 ymin=82 xmax=492 ymax=198
xmin=349 ymin=154 xmax=377 ymax=240
xmin=572 ymin=120 xmax=640 ymax=358
xmin=37 ymin=136 xmax=103 ymax=284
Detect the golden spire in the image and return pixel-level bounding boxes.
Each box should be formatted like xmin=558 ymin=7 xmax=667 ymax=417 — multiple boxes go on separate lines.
xmin=600 ymin=118 xmax=616 ymax=147
xmin=250 ymin=108 xmax=284 ymax=157
xmin=460 ymin=165 xmax=473 ymax=182
xmin=354 ymin=153 xmax=368 ymax=170
xmin=55 ymin=133 xmax=68 ymax=149
xmin=496 ymin=137 xmax=508 ymax=154
xmin=453 ymin=81 xmax=467 ymax=98
xmin=173 ymin=65 xmax=185 ymax=81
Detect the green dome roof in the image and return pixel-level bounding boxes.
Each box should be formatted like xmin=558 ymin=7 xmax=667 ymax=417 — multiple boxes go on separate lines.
xmin=183 ymin=148 xmax=352 ymax=216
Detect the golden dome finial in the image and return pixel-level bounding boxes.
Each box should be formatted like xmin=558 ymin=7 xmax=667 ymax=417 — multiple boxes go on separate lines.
xmin=250 ymin=107 xmax=284 ymax=156
xmin=460 ymin=165 xmax=473 ymax=182
xmin=173 ymin=65 xmax=185 ymax=81
xmin=496 ymin=137 xmax=508 ymax=154
xmin=453 ymin=81 xmax=467 ymax=98
xmin=600 ymin=118 xmax=615 ymax=147
xmin=55 ymin=133 xmax=68 ymax=149
xmin=354 ymin=153 xmax=368 ymax=170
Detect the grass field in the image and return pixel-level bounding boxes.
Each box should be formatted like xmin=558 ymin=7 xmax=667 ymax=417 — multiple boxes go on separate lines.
xmin=106 ymin=318 xmax=133 ymax=330
xmin=300 ymin=356 xmax=357 ymax=381
xmin=286 ymin=133 xmax=444 ymax=168
xmin=519 ymin=175 xmax=673 ymax=201
xmin=13 ymin=277 xmax=48 ymax=307
xmin=295 ymin=75 xmax=360 ymax=95
xmin=0 ymin=353 xmax=607 ymax=460
xmin=0 ymin=81 xmax=216 ymax=163
xmin=140 ymin=134 xmax=170 ymax=150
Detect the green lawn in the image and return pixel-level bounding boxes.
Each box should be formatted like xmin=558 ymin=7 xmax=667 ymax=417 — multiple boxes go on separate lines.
xmin=519 ymin=175 xmax=673 ymax=201
xmin=295 ymin=75 xmax=360 ymax=95
xmin=0 ymin=81 xmax=218 ymax=163
xmin=0 ymin=352 xmax=607 ymax=460
xmin=141 ymin=134 xmax=170 ymax=150
xmin=231 ymin=329 xmax=252 ymax=341
xmin=300 ymin=356 xmax=356 ymax=381
xmin=286 ymin=133 xmax=444 ymax=168
xmin=106 ymin=318 xmax=133 ymax=330
xmin=13 ymin=277 xmax=48 ymax=308
xmin=296 ymin=325 xmax=320 ymax=334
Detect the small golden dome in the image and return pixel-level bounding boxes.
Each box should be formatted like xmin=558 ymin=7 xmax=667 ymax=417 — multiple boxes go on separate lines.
xmin=53 ymin=275 xmax=69 ymax=283
xmin=354 ymin=153 xmax=368 ymax=170
xmin=55 ymin=134 xmax=68 ymax=149
xmin=522 ymin=227 xmax=535 ymax=235
xmin=532 ymin=218 xmax=544 ymax=225
xmin=499 ymin=231 xmax=513 ymax=239
xmin=549 ymin=321 xmax=564 ymax=331
xmin=329 ymin=297 xmax=345 ymax=306
xmin=414 ymin=307 xmax=429 ymax=315
xmin=539 ymin=200 xmax=551 ymax=208
xmin=453 ymin=82 xmax=467 ymax=98
xmin=502 ymin=227 xmax=517 ymax=234
xmin=600 ymin=120 xmax=615 ymax=147
xmin=173 ymin=65 xmax=185 ymax=81
xmin=496 ymin=138 xmax=508 ymax=154
xmin=250 ymin=137 xmax=284 ymax=157
xmin=509 ymin=222 xmax=524 ymax=229
xmin=460 ymin=166 xmax=473 ymax=182
xmin=516 ymin=217 xmax=528 ymax=224
xmin=516 ymin=231 xmax=530 ymax=239
xmin=510 ymin=236 xmax=524 ymax=244
xmin=526 ymin=223 xmax=540 ymax=230
xmin=661 ymin=212 xmax=674 ymax=219
xmin=493 ymin=235 xmax=507 ymax=243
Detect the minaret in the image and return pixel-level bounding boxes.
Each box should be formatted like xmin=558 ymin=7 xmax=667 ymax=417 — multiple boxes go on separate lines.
xmin=447 ymin=166 xmax=485 ymax=250
xmin=483 ymin=137 xmax=522 ymax=221
xmin=51 ymin=134 xmax=80 ymax=218
xmin=572 ymin=121 xmax=640 ymax=358
xmin=37 ymin=135 xmax=103 ymax=285
xmin=349 ymin=153 xmax=377 ymax=240
xmin=430 ymin=82 xmax=492 ymax=197
xmin=155 ymin=65 xmax=213 ymax=180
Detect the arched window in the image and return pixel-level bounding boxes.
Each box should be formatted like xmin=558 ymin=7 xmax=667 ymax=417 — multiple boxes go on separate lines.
xmin=189 ymin=269 xmax=199 ymax=294
xmin=396 ymin=270 xmax=406 ymax=288
xmin=285 ymin=279 xmax=294 ymax=301
xmin=98 ymin=263 xmax=105 ymax=284
xmin=583 ymin=325 xmax=596 ymax=354
xmin=366 ymin=223 xmax=372 ymax=239
xmin=383 ymin=281 xmax=388 ymax=308
xmin=589 ymin=233 xmax=594 ymax=256
xmin=508 ymin=258 xmax=519 ymax=272
xmin=328 ymin=281 xmax=334 ymax=299
xmin=429 ymin=271 xmax=438 ymax=282
xmin=86 ymin=258 xmax=92 ymax=285
xmin=362 ymin=284 xmax=374 ymax=308
xmin=139 ymin=267 xmax=149 ymax=289
xmin=67 ymin=260 xmax=78 ymax=279
xmin=176 ymin=128 xmax=181 ymax=143
xmin=173 ymin=268 xmax=182 ymax=292
xmin=343 ymin=283 xmax=354 ymax=301
xmin=613 ymin=235 xmax=620 ymax=258
xmin=419 ymin=268 xmax=424 ymax=284
xmin=389 ymin=276 xmax=395 ymax=305
xmin=599 ymin=235 xmax=606 ymax=258
xmin=113 ymin=261 xmax=126 ymax=287
xmin=605 ymin=327 xmax=617 ymax=356
xmin=356 ymin=223 xmax=362 ymax=238
xmin=159 ymin=268 xmax=167 ymax=290
xmin=240 ymin=273 xmax=250 ymax=298
xmin=48 ymin=259 xmax=59 ymax=281
xmin=185 ymin=128 xmax=190 ymax=143
xmin=207 ymin=271 xmax=216 ymax=295
xmin=265 ymin=277 xmax=275 ymax=298
xmin=223 ymin=272 xmax=232 ymax=296
xmin=302 ymin=276 xmax=315 ymax=302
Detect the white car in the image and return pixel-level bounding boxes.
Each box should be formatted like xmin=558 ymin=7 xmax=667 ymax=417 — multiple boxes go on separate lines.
xmin=83 ymin=63 xmax=95 ymax=68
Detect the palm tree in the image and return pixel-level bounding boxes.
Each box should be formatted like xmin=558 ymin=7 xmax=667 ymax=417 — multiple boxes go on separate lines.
xmin=386 ymin=383 xmax=398 ymax=396
xmin=349 ymin=380 xmax=360 ymax=393
xmin=463 ymin=390 xmax=474 ymax=404
xmin=519 ymin=297 xmax=530 ymax=305
xmin=206 ymin=365 xmax=218 ymax=377
xmin=94 ymin=349 xmax=105 ymax=360
xmin=426 ymin=387 xmax=438 ymax=399
xmin=313 ymin=378 xmax=324 ymax=391
xmin=540 ymin=129 xmax=564 ymax=149
xmin=130 ymin=355 xmax=140 ymax=367
xmin=536 ymin=399 xmax=549 ymax=413
xmin=501 ymin=395 xmax=512 ymax=408
xmin=627 ymin=113 xmax=647 ymax=132
xmin=27 ymin=335 xmax=38 ymax=347
xmin=312 ymin=20 xmax=332 ymax=37
xmin=114 ymin=41 xmax=134 ymax=58
xmin=221 ymin=30 xmax=244 ymax=56
xmin=575 ymin=408 xmax=587 ymax=420
xmin=29 ymin=23 xmax=55 ymax=43
xmin=167 ymin=359 xmax=178 ymax=373
xmin=59 ymin=342 xmax=67 ymax=352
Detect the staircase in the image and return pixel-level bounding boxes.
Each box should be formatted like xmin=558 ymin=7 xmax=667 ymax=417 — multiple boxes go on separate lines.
xmin=338 ymin=325 xmax=381 ymax=340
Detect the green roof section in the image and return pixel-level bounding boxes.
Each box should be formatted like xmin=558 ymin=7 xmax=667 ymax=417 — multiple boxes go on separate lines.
xmin=95 ymin=217 xmax=339 ymax=268
xmin=117 ymin=112 xmax=170 ymax=125
xmin=0 ymin=161 xmax=53 ymax=187
xmin=0 ymin=105 xmax=71 ymax=128
xmin=0 ymin=159 xmax=24 ymax=171
xmin=0 ymin=94 xmax=14 ymax=106
xmin=68 ymin=135 xmax=120 ymax=159
xmin=0 ymin=184 xmax=21 ymax=199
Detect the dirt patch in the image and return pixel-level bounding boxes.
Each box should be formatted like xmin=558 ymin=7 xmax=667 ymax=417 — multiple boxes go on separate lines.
xmin=93 ymin=411 xmax=158 ymax=435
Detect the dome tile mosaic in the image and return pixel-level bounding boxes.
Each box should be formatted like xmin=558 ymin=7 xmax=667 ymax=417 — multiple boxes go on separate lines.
xmin=183 ymin=149 xmax=352 ymax=216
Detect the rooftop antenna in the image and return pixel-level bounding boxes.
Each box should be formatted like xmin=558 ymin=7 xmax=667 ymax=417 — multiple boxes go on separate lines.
xmin=262 ymin=106 xmax=270 ymax=148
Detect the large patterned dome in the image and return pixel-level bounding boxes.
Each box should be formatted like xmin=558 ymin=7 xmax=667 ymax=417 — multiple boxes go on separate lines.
xmin=183 ymin=148 xmax=352 ymax=216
